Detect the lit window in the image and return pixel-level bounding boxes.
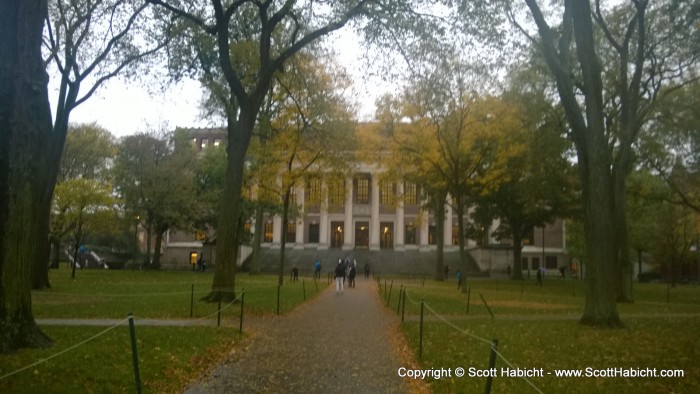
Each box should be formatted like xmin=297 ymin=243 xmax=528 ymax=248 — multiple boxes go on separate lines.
xmin=264 ymin=222 xmax=273 ymax=243
xmin=213 ymin=138 xmax=221 ymax=146
xmin=201 ymin=138 xmax=209 ymax=149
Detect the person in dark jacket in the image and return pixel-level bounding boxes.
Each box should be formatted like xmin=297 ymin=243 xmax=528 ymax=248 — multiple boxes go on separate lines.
xmin=335 ymin=262 xmax=345 ymax=294
xmin=348 ymin=264 xmax=357 ymax=288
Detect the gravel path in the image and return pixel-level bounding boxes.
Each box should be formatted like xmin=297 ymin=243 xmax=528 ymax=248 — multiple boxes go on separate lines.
xmin=184 ymin=277 xmax=420 ymax=394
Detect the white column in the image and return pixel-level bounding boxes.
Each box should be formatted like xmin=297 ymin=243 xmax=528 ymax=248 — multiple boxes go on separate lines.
xmin=420 ymin=209 xmax=429 ymax=250
xmin=295 ymin=187 xmax=305 ymax=249
xmin=343 ymin=177 xmax=353 ymax=250
xmin=370 ymin=174 xmax=380 ymax=250
xmin=444 ymin=196 xmax=453 ymax=247
xmin=319 ymin=181 xmax=329 ymax=250
xmin=395 ymin=183 xmax=405 ymax=251
xmin=272 ymin=215 xmax=282 ymax=248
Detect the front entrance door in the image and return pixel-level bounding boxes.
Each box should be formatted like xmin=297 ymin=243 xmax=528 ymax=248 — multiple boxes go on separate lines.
xmin=355 ymin=221 xmax=369 ymax=248
xmin=380 ymin=222 xmax=394 ymax=249
xmin=331 ymin=221 xmax=344 ymax=249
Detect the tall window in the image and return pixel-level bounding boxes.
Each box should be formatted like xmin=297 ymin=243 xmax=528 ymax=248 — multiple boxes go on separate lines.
xmin=306 ymin=179 xmax=322 ymax=205
xmin=428 ymin=225 xmax=437 ymax=245
xmin=329 ymin=179 xmax=345 ymax=205
xmin=404 ymin=182 xmax=417 ymax=205
xmin=264 ymin=223 xmax=273 ymax=243
xmin=405 ymin=224 xmax=417 ymax=244
xmin=354 ymin=175 xmax=370 ymax=204
xmin=308 ymin=223 xmax=320 ymax=243
xmin=286 ymin=221 xmax=296 ymax=242
xmin=380 ymin=181 xmax=395 ymax=205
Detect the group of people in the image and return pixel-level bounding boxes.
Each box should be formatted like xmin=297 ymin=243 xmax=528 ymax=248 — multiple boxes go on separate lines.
xmin=335 ymin=258 xmax=357 ymax=294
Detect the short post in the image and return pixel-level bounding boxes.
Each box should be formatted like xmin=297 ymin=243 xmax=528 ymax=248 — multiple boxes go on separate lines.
xmin=303 ymin=279 xmax=306 ymax=301
xmin=484 ymin=338 xmax=499 ymax=394
xmin=419 ymin=301 xmax=425 ymax=359
xmin=239 ymin=289 xmax=245 ymax=333
xmin=190 ymin=284 xmax=194 ymax=318
xmin=401 ymin=290 xmax=406 ymax=323
xmin=387 ymin=281 xmax=393 ymax=304
xmin=466 ymin=285 xmax=471 ymax=315
xmin=217 ymin=291 xmax=222 ymax=327
xmin=479 ymin=292 xmax=495 ymax=319
xmin=397 ymin=285 xmax=403 ymax=313
xmin=277 ymin=284 xmax=281 ymax=315
xmin=128 ymin=313 xmax=142 ymax=394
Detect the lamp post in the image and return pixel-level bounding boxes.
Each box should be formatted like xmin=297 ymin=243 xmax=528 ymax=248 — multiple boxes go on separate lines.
xmin=133 ymin=214 xmax=140 ymax=261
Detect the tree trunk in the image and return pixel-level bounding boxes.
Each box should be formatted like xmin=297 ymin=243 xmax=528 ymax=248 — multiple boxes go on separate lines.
xmin=525 ymin=0 xmax=623 ymax=327
xmin=0 ymin=0 xmax=54 ymax=352
xmin=145 ymin=221 xmax=152 ymax=269
xmin=578 ymin=154 xmax=622 ymax=326
xmin=614 ymin=168 xmax=633 ymax=302
xmin=433 ymin=193 xmax=446 ymax=281
xmin=250 ymin=201 xmax=264 ymax=275
xmin=206 ymin=109 xmax=257 ymax=302
xmin=50 ymin=237 xmax=60 ymax=269
xmin=152 ymin=228 xmax=164 ymax=270
xmin=279 ymin=190 xmax=291 ymax=286
xmin=511 ymin=230 xmax=524 ymax=280
xmin=31 ymin=219 xmax=51 ymax=289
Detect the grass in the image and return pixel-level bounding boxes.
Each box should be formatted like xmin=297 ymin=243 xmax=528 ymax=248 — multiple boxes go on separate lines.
xmin=383 ymin=276 xmax=700 ymax=393
xmin=0 ymin=269 xmax=328 ymax=393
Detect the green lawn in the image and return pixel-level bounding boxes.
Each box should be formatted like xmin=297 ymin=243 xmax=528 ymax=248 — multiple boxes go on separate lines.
xmin=384 ymin=277 xmax=700 ymax=393
xmin=0 ymin=269 xmax=327 ymax=393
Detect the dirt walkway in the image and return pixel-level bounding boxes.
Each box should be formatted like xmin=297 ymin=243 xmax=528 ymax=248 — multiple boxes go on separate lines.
xmin=184 ymin=277 xmax=423 ymax=394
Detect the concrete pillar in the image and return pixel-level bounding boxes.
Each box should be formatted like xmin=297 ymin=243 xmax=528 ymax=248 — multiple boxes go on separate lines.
xmin=370 ymin=174 xmax=380 ymax=250
xmin=319 ymin=181 xmax=329 ymax=250
xmin=343 ymin=177 xmax=353 ymax=250
xmin=420 ymin=209 xmax=429 ymax=249
xmin=295 ymin=187 xmax=305 ymax=249
xmin=395 ymin=183 xmax=405 ymax=251
xmin=272 ymin=215 xmax=282 ymax=248
xmin=444 ymin=196 xmax=453 ymax=247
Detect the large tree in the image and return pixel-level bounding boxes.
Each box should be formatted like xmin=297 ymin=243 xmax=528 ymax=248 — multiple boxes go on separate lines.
xmin=113 ymin=131 xmax=198 ymax=269
xmin=52 ymin=178 xmax=117 ymax=279
xmin=479 ymin=94 xmax=576 ymax=280
xmin=32 ymin=0 xmax=169 ymax=290
xmin=147 ymin=0 xmax=419 ymax=301
xmin=251 ymin=53 xmax=355 ymax=285
xmin=0 ymin=0 xmax=54 ymax=352
xmin=508 ymin=0 xmax=698 ymax=326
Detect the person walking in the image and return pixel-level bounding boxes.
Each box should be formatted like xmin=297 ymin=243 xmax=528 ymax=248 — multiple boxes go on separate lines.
xmin=314 ymin=260 xmax=321 ymax=279
xmin=536 ymin=267 xmax=543 ymax=286
xmin=335 ymin=261 xmax=345 ymax=294
xmin=348 ymin=264 xmax=357 ymax=288
xmin=456 ymin=270 xmax=462 ymax=290
xmin=364 ymin=262 xmax=370 ymax=279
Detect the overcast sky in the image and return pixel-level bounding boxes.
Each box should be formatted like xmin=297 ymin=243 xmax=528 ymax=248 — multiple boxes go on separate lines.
xmin=54 ymin=29 xmax=390 ymax=138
